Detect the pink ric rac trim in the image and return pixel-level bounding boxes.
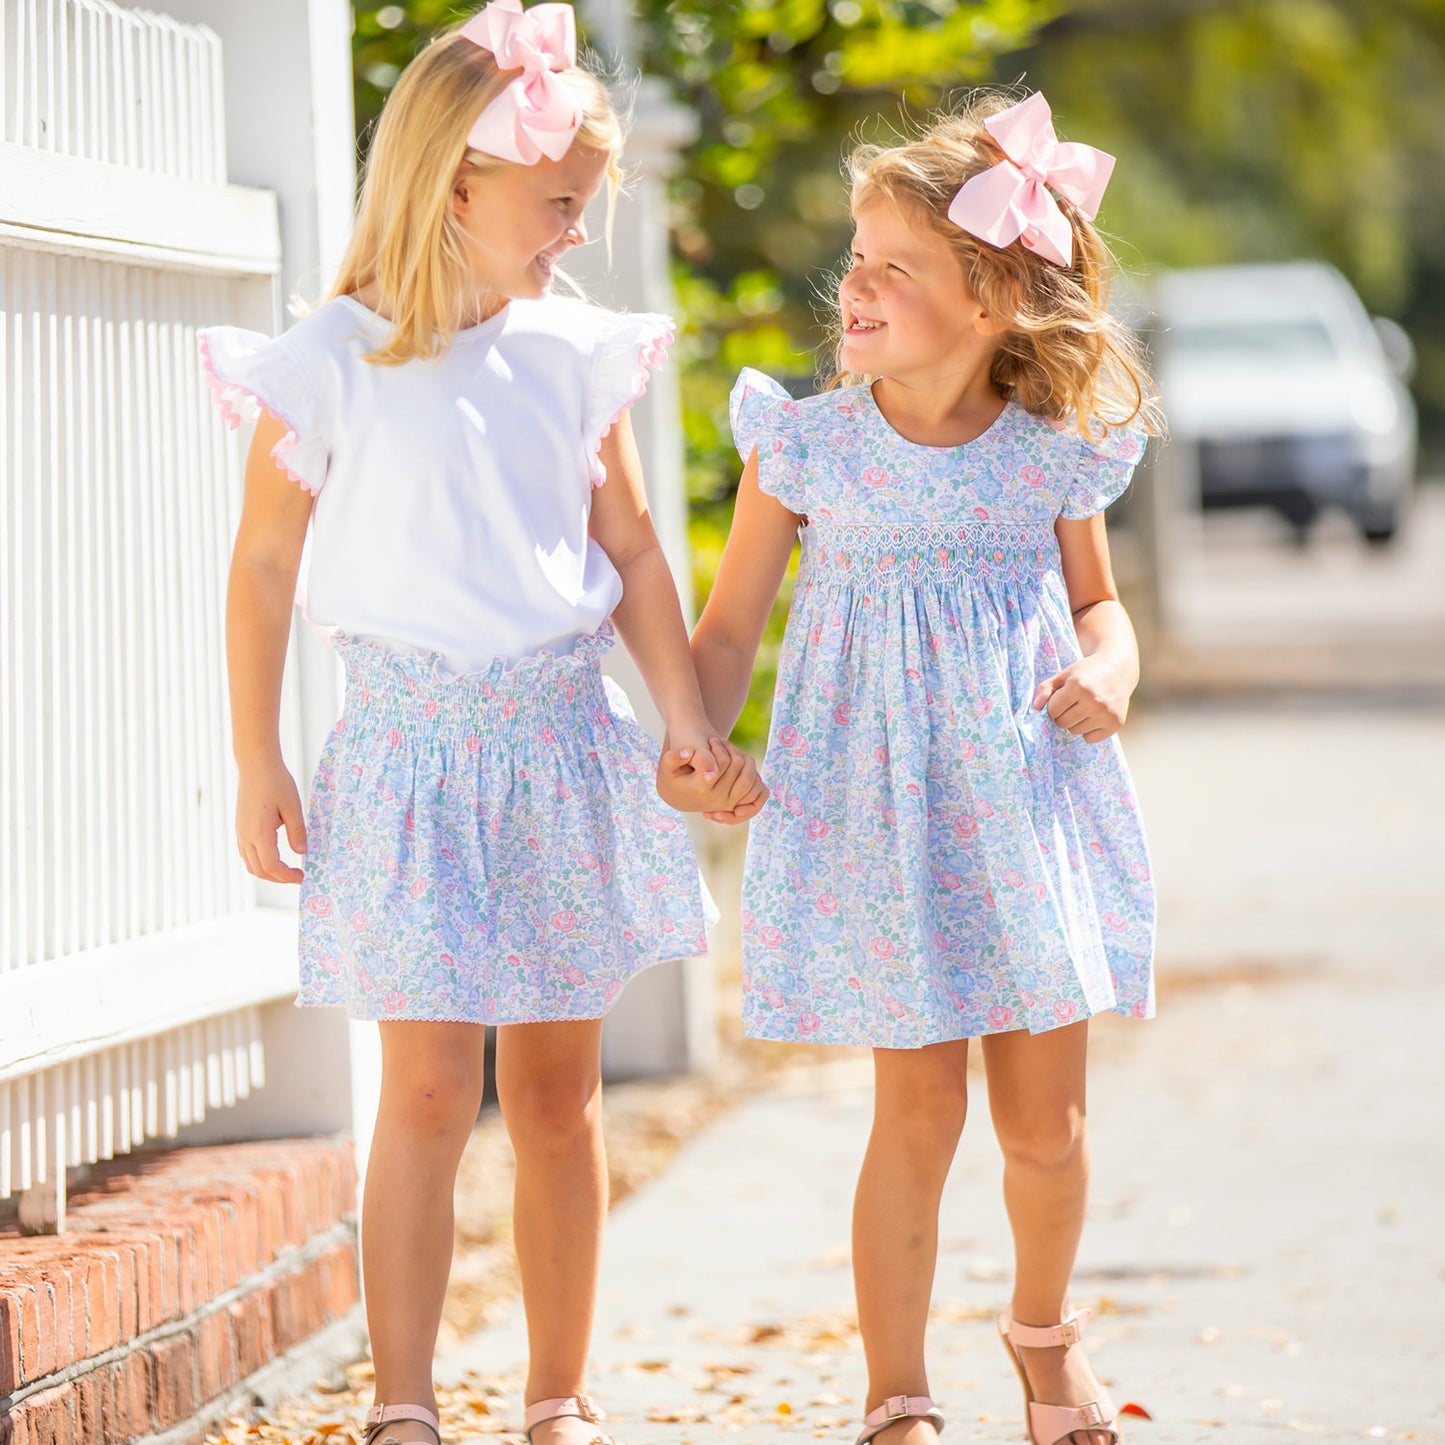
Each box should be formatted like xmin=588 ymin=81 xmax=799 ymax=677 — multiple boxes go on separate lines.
xmin=589 ymin=328 xmax=674 ymax=488
xmin=197 ymin=332 xmax=321 ymax=496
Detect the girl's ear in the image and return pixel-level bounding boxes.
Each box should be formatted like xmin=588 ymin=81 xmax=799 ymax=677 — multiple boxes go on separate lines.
xmin=451 ymin=175 xmax=473 ymax=217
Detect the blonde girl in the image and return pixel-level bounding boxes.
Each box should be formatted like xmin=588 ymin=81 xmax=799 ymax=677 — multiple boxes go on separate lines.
xmin=675 ymin=92 xmax=1163 ymax=1445
xmin=200 ymin=4 xmax=760 ymax=1441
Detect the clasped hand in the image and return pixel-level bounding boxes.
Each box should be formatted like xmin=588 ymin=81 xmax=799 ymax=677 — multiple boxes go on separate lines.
xmin=656 ymin=732 xmax=769 ymax=824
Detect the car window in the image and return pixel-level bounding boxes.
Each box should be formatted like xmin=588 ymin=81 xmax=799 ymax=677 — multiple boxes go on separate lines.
xmin=1168 ymin=320 xmax=1339 ymax=363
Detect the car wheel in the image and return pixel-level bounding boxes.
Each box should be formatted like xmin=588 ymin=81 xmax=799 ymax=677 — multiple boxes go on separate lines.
xmin=1356 ymin=503 xmax=1400 ymax=545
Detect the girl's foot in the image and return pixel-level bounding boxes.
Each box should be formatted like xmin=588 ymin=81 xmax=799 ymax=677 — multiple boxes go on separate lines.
xmin=998 ymin=1311 xmax=1118 ymax=1445
xmin=856 ymin=1395 xmax=945 ymax=1445
xmin=865 ymin=1418 xmax=943 ymax=1445
xmin=362 ymin=1403 xmax=442 ymax=1445
xmin=525 ymin=1396 xmax=614 ymax=1445
xmin=1012 ymin=1339 xmax=1114 ymax=1445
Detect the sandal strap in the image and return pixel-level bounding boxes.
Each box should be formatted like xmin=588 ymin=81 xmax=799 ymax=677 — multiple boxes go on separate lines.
xmin=1027 ymin=1389 xmax=1118 ymax=1445
xmin=856 ymin=1394 xmax=945 ymax=1445
xmin=363 ymin=1403 xmax=442 ymax=1444
xmin=525 ymin=1396 xmax=607 ymax=1440
xmin=999 ymin=1307 xmax=1092 ymax=1349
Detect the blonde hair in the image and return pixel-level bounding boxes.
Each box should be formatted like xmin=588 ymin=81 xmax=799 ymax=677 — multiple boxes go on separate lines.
xmin=832 ymin=93 xmax=1163 ymax=440
xmin=328 ymin=20 xmax=623 ymax=366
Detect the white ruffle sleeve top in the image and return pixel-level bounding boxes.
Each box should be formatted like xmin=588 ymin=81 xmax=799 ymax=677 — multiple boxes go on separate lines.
xmin=199 ymin=294 xmax=672 ymax=675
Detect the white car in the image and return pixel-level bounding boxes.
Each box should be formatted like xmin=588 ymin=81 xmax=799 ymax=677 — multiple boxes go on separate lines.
xmin=1153 ymin=262 xmax=1417 ymax=542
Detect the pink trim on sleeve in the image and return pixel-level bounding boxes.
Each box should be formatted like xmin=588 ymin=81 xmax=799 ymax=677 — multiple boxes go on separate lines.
xmin=587 ymin=327 xmax=674 ymax=488
xmin=198 ymin=331 xmax=323 ymax=497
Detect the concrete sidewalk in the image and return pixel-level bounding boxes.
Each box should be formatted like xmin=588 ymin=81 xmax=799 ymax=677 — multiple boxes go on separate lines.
xmin=439 ymin=704 xmax=1445 ymax=1445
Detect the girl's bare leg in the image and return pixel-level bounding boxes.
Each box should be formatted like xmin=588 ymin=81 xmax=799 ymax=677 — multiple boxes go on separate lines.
xmin=366 ymin=1021 xmax=489 ymax=1443
xmin=494 ymin=1019 xmax=608 ymax=1445
xmin=852 ymin=1040 xmax=971 ymax=1445
xmin=982 ymin=1020 xmax=1111 ymax=1445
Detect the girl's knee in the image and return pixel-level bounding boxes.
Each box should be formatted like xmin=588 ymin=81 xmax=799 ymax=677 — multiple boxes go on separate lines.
xmin=874 ymin=1069 xmax=969 ymax=1149
xmin=497 ymin=1069 xmax=601 ymax=1151
xmin=381 ymin=1047 xmax=485 ymax=1136
xmin=995 ymin=1109 xmax=1087 ymax=1173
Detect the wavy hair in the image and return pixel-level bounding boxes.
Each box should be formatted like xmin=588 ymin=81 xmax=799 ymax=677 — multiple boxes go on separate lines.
xmin=829 ymin=93 xmax=1163 ymax=441
xmin=326 ymin=20 xmax=623 ymax=366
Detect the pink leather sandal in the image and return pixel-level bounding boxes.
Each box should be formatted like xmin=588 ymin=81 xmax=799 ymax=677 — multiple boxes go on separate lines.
xmin=362 ymin=1402 xmax=442 ymax=1445
xmin=998 ymin=1308 xmax=1119 ymax=1445
xmin=524 ymin=1395 xmax=616 ymax=1445
xmin=855 ymin=1394 xmax=945 ymax=1445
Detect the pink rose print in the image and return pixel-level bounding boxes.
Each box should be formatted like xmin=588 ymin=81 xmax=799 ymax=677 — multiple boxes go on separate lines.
xmin=974 ymin=697 xmax=993 ymax=716
xmin=1054 ymin=1000 xmax=1076 ymax=1022
xmin=1133 ymin=1001 xmax=1150 ymax=1018
xmin=1002 ymin=868 xmax=1023 ymax=888
xmin=358 ymin=970 xmax=374 ymax=993
xmin=564 ymin=966 xmax=586 ymax=986
xmin=308 ymin=896 xmax=333 ymax=917
xmin=1034 ymin=882 xmax=1048 ymax=901
xmin=880 ymin=805 xmax=897 ymax=826
xmin=798 ymin=1012 xmax=822 ymax=1034
xmin=1102 ymin=911 xmax=1127 ymax=931
xmin=874 ymin=744 xmax=889 ymax=765
xmin=384 ymin=991 xmax=407 ymax=1013
xmin=864 ymin=466 xmax=889 ymax=487
xmin=423 ymin=699 xmax=438 ymax=719
xmin=885 ymin=998 xmax=906 ymax=1018
xmin=1022 ymin=464 xmax=1044 ymax=487
xmin=1131 ymin=864 xmax=1152 ymax=882
xmin=983 ymin=888 xmax=996 ymax=907
xmin=954 ymin=815 xmax=979 ymax=839
xmin=937 ymin=870 xmax=961 ymax=891
xmin=959 ymin=739 xmax=976 ymax=761
xmin=648 ymin=875 xmax=667 ymax=892
xmin=320 ymin=955 xmax=340 ymax=976
xmin=741 ymin=909 xmax=756 ymax=932
xmin=833 ymin=703 xmax=851 ymax=726
xmin=987 ymin=1005 xmax=1014 ymax=1029
xmin=972 ymin=506 xmax=990 ymax=520
xmin=578 ymin=851 xmax=598 ymax=871
xmin=871 ymin=937 xmax=894 ymax=960
xmin=387 ymin=727 xmax=401 ymax=747
xmin=466 ymin=734 xmax=481 ymax=754
xmin=816 ymin=893 xmax=838 ymax=915
xmin=605 ymin=979 xmax=624 ymax=1003
xmin=764 ymin=988 xmax=785 ymax=1008
xmin=977 ymin=801 xmax=995 ymax=819
xmin=350 ymin=910 xmax=369 ymax=931
xmin=807 ymin=818 xmax=829 ymax=840
xmin=777 ymin=725 xmax=799 ymax=747
xmin=408 ymin=877 xmax=427 ymax=900
xmin=759 ymin=925 xmax=783 ymax=948
xmin=503 ymin=698 xmax=517 ymax=718
xmin=551 ymin=910 xmax=578 ymax=931
xmin=599 ymin=862 xmax=612 ymax=884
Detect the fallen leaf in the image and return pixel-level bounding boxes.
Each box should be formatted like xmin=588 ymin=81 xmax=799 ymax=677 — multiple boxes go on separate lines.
xmin=1119 ymin=1402 xmax=1153 ymax=1420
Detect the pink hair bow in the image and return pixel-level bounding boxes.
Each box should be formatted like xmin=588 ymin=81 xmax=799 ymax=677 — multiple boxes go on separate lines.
xmin=946 ymin=92 xmax=1114 ymax=268
xmin=458 ymin=0 xmax=581 ymax=165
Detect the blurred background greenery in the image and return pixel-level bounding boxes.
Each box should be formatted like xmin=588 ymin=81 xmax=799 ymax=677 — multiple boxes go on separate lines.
xmin=351 ymin=0 xmax=1445 ymax=745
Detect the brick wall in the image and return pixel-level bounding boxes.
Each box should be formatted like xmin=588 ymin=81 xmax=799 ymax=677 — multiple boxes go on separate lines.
xmin=0 ymin=1139 xmax=361 ymax=1445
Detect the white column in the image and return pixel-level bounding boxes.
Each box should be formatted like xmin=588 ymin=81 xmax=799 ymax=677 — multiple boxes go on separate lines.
xmin=159 ymin=0 xmax=381 ymax=1175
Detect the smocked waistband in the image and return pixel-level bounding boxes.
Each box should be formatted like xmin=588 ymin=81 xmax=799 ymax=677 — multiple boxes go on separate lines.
xmin=800 ymin=520 xmax=1057 ymax=585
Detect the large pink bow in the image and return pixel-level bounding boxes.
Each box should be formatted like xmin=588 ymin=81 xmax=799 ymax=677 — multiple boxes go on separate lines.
xmin=946 ymin=92 xmax=1114 ymax=268
xmin=459 ymin=0 xmax=581 ymax=165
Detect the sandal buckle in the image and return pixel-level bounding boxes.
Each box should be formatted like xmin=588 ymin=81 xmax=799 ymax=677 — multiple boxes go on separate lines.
xmin=1076 ymin=1401 xmax=1104 ymax=1427
xmin=883 ymin=1396 xmax=909 ymax=1420
xmin=575 ymin=1395 xmax=601 ymax=1423
xmin=1057 ymin=1318 xmax=1083 ymax=1347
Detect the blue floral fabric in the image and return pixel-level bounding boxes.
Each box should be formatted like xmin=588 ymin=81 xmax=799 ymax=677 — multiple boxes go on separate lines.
xmin=732 ymin=368 xmax=1154 ymax=1047
xmin=297 ymin=630 xmax=713 ymax=1023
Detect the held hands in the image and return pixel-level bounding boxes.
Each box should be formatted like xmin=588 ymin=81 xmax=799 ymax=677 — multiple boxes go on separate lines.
xmin=235 ymin=756 xmax=307 ymax=883
xmin=656 ymin=731 xmax=769 ymax=825
xmin=1032 ymin=653 xmax=1134 ymax=743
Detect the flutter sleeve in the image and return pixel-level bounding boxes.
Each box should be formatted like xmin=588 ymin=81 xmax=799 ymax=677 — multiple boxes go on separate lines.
xmin=1058 ymin=416 xmax=1148 ymax=520
xmin=197 ymin=327 xmax=330 ymax=496
xmin=729 ymin=367 xmax=808 ymax=515
xmin=583 ymin=310 xmax=675 ymax=486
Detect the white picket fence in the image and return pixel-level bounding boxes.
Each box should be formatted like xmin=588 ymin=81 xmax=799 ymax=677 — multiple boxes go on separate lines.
xmin=0 ymin=0 xmax=298 ymax=1230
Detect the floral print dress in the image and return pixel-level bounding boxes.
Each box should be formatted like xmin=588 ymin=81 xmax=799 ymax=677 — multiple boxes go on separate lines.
xmin=732 ymin=368 xmax=1155 ymax=1048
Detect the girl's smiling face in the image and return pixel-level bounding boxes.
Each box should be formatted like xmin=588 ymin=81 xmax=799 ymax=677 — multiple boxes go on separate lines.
xmin=452 ymin=144 xmax=611 ymax=307
xmin=839 ymin=197 xmax=999 ymax=383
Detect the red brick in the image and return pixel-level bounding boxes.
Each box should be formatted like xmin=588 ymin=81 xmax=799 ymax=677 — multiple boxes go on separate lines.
xmin=0 ymin=1288 xmax=23 ymax=1393
xmin=196 ymin=1309 xmax=236 ymax=1401
xmin=73 ymin=1255 xmax=115 ymax=1356
xmin=29 ymin=1280 xmax=57 ymax=1380
xmin=111 ymin=1350 xmax=154 ymax=1440
xmin=322 ymin=1244 xmax=361 ymax=1320
xmin=43 ymin=1268 xmax=77 ymax=1373
xmin=75 ymin=1368 xmax=113 ymax=1441
xmin=13 ymin=1284 xmax=40 ymax=1387
xmin=151 ymin=1334 xmax=197 ymax=1429
xmin=227 ymin=1290 xmax=272 ymax=1382
xmin=18 ymin=1384 xmax=76 ymax=1445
